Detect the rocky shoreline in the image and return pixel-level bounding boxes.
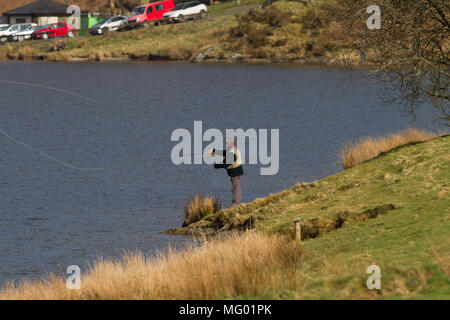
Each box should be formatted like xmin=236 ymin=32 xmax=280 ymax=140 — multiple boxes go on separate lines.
xmin=1 ymin=41 xmax=358 ymax=66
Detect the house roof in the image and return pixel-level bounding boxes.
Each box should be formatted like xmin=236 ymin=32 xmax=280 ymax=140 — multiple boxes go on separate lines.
xmin=3 ymin=0 xmax=70 ymax=16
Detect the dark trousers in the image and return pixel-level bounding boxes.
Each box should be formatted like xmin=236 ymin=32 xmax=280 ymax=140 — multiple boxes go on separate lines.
xmin=231 ymin=176 xmax=242 ymax=206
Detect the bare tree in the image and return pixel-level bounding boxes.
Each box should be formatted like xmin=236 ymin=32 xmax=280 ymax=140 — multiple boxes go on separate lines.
xmin=334 ymin=0 xmax=449 ymax=125
xmin=108 ymin=0 xmax=117 ymax=16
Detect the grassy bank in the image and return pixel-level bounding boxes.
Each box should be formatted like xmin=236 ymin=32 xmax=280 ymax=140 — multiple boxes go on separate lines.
xmin=170 ymin=133 xmax=450 ymax=299
xmin=1 ymin=134 xmax=448 ymax=299
xmin=0 ymin=13 xmax=237 ymax=62
xmin=0 ymin=0 xmax=356 ymax=64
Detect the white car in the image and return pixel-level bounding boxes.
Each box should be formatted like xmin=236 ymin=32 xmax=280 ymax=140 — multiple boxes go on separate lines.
xmin=0 ymin=23 xmax=35 ymax=42
xmin=163 ymin=1 xmax=207 ymax=23
xmin=0 ymin=25 xmax=9 ymax=39
xmin=8 ymin=24 xmax=37 ymax=42
xmin=90 ymin=16 xmax=128 ymax=35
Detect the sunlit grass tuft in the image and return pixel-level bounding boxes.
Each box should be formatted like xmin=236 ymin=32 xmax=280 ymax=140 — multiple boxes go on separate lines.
xmin=339 ymin=128 xmax=438 ymax=169
xmin=183 ymin=194 xmax=221 ymax=226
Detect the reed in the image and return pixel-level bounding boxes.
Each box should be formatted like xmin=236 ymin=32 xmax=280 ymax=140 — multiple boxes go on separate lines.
xmin=339 ymin=128 xmax=437 ymax=169
xmin=0 ymin=232 xmax=302 ymax=300
xmin=183 ymin=194 xmax=221 ymax=226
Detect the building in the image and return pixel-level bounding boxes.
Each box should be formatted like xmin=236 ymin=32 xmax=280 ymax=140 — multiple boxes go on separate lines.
xmin=3 ymin=0 xmax=71 ymax=25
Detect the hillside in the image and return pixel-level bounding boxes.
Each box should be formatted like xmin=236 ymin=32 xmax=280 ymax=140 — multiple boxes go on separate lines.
xmin=0 ymin=1 xmax=357 ymax=65
xmin=171 ymin=135 xmax=450 ymax=298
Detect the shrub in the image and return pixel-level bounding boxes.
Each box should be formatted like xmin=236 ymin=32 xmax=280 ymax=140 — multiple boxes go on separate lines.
xmin=183 ymin=194 xmax=221 ymax=226
xmin=0 ymin=45 xmax=36 ymax=60
xmin=88 ymin=50 xmax=111 ymax=62
xmin=45 ymin=51 xmax=72 ymax=62
xmin=246 ymin=6 xmax=291 ymax=28
xmin=17 ymin=46 xmax=36 ymax=60
xmin=228 ymin=5 xmax=291 ymax=51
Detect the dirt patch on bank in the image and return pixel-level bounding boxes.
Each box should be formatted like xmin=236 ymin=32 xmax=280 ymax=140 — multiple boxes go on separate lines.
xmin=165 ymin=203 xmax=397 ymax=239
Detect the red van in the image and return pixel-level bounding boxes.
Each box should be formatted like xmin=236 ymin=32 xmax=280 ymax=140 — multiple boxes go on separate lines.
xmin=128 ymin=1 xmax=175 ymax=25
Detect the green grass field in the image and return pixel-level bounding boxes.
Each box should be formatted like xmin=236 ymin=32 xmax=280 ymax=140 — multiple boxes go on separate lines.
xmin=184 ymin=135 xmax=450 ymax=299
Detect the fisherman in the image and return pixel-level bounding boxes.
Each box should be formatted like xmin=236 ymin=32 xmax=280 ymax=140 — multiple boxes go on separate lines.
xmin=208 ymin=137 xmax=244 ymax=206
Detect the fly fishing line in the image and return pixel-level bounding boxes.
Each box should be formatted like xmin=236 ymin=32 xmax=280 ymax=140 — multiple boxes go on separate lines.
xmin=0 ymin=79 xmax=104 ymax=104
xmin=0 ymin=127 xmax=208 ymax=171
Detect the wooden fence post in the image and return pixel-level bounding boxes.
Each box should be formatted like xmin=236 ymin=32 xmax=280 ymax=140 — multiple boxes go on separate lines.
xmin=294 ymin=218 xmax=301 ymax=243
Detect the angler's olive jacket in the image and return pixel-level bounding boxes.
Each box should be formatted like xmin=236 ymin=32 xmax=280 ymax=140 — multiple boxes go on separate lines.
xmin=212 ymin=147 xmax=244 ymax=177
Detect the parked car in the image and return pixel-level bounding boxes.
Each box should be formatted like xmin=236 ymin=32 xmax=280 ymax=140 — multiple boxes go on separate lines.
xmin=0 ymin=23 xmax=35 ymax=42
xmin=32 ymin=22 xmax=75 ymax=40
xmin=127 ymin=0 xmax=175 ymax=26
xmin=8 ymin=24 xmax=37 ymax=42
xmin=0 ymin=25 xmax=9 ymax=39
xmin=163 ymin=1 xmax=207 ymax=22
xmin=90 ymin=16 xmax=128 ymax=35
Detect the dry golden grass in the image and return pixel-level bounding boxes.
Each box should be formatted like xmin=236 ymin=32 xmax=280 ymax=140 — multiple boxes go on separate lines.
xmin=0 ymin=232 xmax=302 ymax=300
xmin=88 ymin=49 xmax=112 ymax=62
xmin=0 ymin=45 xmax=37 ymax=60
xmin=183 ymin=194 xmax=221 ymax=226
xmin=46 ymin=51 xmax=72 ymax=62
xmin=339 ymin=128 xmax=437 ymax=169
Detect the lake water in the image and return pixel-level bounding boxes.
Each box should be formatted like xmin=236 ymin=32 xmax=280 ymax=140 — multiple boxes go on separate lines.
xmin=0 ymin=60 xmax=440 ymax=285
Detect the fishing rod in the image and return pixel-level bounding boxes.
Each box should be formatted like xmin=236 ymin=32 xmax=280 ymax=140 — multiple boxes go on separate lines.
xmin=0 ymin=80 xmax=266 ymax=176
xmin=0 ymin=126 xmax=210 ymax=171
xmin=0 ymin=79 xmax=205 ymax=171
xmin=1 ymin=126 xmax=266 ymax=177
xmin=0 ymin=79 xmax=104 ymax=104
